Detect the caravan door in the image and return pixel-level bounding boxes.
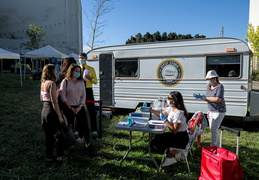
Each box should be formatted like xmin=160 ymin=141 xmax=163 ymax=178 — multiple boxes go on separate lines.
xmin=99 ymin=53 xmax=113 ymax=106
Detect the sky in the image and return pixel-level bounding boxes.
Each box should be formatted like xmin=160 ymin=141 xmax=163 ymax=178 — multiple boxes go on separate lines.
xmin=81 ymin=0 xmax=250 ymax=50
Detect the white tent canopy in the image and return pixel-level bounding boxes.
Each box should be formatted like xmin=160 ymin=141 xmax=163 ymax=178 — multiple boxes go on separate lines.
xmin=0 ymin=48 xmax=20 ymax=59
xmin=67 ymin=52 xmax=79 ymax=60
xmin=24 ymin=45 xmax=68 ymax=59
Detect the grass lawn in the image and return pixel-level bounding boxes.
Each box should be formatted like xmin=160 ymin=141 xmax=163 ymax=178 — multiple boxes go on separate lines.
xmin=0 ymin=72 xmax=259 ymax=180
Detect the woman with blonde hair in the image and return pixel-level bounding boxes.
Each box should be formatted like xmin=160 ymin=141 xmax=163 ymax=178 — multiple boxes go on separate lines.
xmin=60 ymin=63 xmax=90 ymax=148
xmin=41 ymin=64 xmax=64 ymax=163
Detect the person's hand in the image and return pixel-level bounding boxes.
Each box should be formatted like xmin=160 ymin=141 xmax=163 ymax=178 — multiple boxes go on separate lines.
xmin=85 ymin=74 xmax=92 ymax=80
xmin=59 ymin=116 xmax=64 ymax=123
xmin=193 ymin=93 xmax=206 ymax=99
xmin=70 ymin=107 xmax=76 ymax=113
xmin=160 ymin=113 xmax=168 ymax=121
xmin=74 ymin=107 xmax=81 ymax=114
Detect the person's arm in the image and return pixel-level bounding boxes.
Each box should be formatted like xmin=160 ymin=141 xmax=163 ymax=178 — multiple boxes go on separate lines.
xmin=150 ymin=108 xmax=160 ymax=116
xmin=205 ymin=96 xmax=221 ymax=103
xmin=89 ymin=67 xmax=98 ymax=84
xmin=150 ymin=108 xmax=169 ymax=116
xmin=60 ymin=79 xmax=75 ymax=113
xmin=74 ymin=81 xmax=86 ymax=114
xmin=49 ymin=81 xmax=64 ymax=123
xmin=204 ymin=85 xmax=224 ymax=103
xmin=165 ymin=121 xmax=181 ymax=134
xmin=165 ymin=110 xmax=183 ymax=134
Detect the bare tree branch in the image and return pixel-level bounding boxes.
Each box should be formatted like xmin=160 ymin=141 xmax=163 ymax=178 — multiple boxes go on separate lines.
xmin=83 ymin=0 xmax=114 ymax=49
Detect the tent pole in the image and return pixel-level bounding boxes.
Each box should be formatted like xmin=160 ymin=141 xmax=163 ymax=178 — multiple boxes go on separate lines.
xmin=24 ymin=58 xmax=26 ymax=80
xmin=20 ymin=59 xmax=23 ymax=86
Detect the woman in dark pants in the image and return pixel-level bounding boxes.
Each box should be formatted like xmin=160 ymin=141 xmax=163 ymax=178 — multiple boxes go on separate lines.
xmin=60 ymin=64 xmax=90 ymax=148
xmin=151 ymin=91 xmax=189 ymax=167
xmin=79 ymin=53 xmax=98 ymax=135
xmin=41 ymin=64 xmax=64 ymax=163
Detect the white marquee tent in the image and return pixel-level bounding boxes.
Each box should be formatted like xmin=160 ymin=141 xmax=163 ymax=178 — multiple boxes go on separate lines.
xmin=0 ymin=48 xmax=20 ymax=59
xmin=25 ymin=45 xmax=68 ymax=59
xmin=21 ymin=45 xmax=68 ymax=86
xmin=0 ymin=48 xmax=21 ymax=85
xmin=67 ymin=52 xmax=79 ymax=61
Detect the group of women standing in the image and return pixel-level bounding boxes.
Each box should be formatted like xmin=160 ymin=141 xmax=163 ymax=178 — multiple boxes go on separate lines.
xmin=40 ymin=54 xmax=97 ymax=163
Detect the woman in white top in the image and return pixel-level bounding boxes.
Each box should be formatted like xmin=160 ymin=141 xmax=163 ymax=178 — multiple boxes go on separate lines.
xmin=151 ymin=91 xmax=189 ymax=167
xmin=41 ymin=64 xmax=64 ymax=163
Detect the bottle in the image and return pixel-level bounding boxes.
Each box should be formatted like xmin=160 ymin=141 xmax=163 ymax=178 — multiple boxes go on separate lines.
xmin=127 ymin=113 xmax=133 ymax=125
xmin=143 ymin=102 xmax=147 ymax=107
xmin=158 ymin=97 xmax=163 ymax=109
xmin=153 ymin=99 xmax=158 ymax=110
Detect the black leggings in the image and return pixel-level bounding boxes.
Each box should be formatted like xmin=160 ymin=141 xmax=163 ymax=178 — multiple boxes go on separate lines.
xmin=41 ymin=102 xmax=63 ymax=159
xmin=86 ymin=88 xmax=97 ymax=131
xmin=151 ymin=131 xmax=189 ymax=154
xmin=63 ymin=106 xmax=90 ymax=144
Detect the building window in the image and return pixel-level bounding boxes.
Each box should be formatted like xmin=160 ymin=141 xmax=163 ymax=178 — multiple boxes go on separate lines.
xmin=206 ymin=55 xmax=241 ymax=77
xmin=115 ymin=59 xmax=138 ymax=77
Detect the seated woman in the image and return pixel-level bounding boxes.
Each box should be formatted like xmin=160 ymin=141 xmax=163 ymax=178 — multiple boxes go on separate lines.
xmin=150 ymin=91 xmax=189 ymax=167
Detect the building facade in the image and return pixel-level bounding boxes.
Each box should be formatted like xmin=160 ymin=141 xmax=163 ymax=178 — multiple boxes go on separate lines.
xmin=249 ymin=0 xmax=259 ymax=69
xmin=0 ymin=0 xmax=82 ymax=55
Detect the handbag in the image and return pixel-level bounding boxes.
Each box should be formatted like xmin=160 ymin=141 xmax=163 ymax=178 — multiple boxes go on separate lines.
xmin=56 ymin=123 xmax=76 ymax=150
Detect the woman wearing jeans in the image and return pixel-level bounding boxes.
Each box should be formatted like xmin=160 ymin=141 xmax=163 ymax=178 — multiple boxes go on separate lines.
xmin=203 ymin=70 xmax=226 ymax=146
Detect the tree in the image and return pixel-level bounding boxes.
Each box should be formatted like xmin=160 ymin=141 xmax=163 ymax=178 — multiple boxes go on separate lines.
xmin=152 ymin=31 xmax=161 ymax=41
xmin=143 ymin=32 xmax=153 ymax=42
xmin=125 ymin=31 xmax=206 ymax=44
xmin=21 ymin=24 xmax=46 ymax=50
xmin=84 ymin=0 xmax=114 ymax=49
xmin=161 ymin=32 xmax=167 ymax=41
xmin=246 ymin=24 xmax=259 ymax=60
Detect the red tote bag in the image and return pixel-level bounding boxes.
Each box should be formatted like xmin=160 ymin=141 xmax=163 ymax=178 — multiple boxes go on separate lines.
xmin=199 ymin=146 xmax=244 ymax=180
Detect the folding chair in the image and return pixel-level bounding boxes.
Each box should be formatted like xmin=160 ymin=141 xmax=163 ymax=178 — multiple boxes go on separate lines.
xmin=159 ymin=111 xmax=207 ymax=174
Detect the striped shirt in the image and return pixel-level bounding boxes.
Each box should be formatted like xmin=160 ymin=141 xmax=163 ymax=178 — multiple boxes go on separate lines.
xmin=206 ymin=83 xmax=226 ymax=113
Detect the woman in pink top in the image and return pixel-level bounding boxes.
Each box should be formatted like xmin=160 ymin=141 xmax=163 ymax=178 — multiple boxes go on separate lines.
xmin=41 ymin=64 xmax=64 ymax=163
xmin=60 ymin=64 xmax=90 ymax=148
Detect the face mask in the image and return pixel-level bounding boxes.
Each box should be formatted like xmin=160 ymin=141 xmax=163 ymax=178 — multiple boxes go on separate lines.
xmin=79 ymin=58 xmax=86 ymax=64
xmin=206 ymin=80 xmax=212 ymax=86
xmin=73 ymin=72 xmax=80 ymax=78
xmin=167 ymin=100 xmax=172 ymax=107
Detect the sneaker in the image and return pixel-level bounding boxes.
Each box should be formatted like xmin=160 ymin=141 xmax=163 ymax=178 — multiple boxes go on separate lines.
xmin=175 ymin=152 xmax=182 ymax=160
xmin=162 ymin=157 xmax=177 ymax=167
xmin=92 ymin=131 xmax=98 ymax=135
xmin=76 ymin=137 xmax=84 ymax=144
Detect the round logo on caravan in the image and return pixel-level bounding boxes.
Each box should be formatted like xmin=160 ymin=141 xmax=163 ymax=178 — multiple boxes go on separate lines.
xmin=156 ymin=59 xmax=184 ymax=87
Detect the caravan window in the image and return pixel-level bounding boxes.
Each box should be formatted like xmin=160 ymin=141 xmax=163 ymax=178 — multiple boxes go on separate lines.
xmin=115 ymin=59 xmax=138 ymax=77
xmin=206 ymin=55 xmax=241 ymax=77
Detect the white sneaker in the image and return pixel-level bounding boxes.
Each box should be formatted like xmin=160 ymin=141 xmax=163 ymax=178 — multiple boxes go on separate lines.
xmin=162 ymin=157 xmax=177 ymax=167
xmin=175 ymin=152 xmax=182 ymax=160
xmin=92 ymin=131 xmax=98 ymax=135
xmin=76 ymin=137 xmax=84 ymax=144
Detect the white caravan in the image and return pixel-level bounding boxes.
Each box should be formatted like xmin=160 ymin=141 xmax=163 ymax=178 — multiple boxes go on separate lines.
xmin=87 ymin=37 xmax=259 ymax=119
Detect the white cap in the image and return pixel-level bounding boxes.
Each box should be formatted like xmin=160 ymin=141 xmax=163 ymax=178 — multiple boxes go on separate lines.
xmin=206 ymin=70 xmax=219 ymax=79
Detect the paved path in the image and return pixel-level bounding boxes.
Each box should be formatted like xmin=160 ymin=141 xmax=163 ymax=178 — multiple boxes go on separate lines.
xmin=252 ymin=81 xmax=259 ymax=90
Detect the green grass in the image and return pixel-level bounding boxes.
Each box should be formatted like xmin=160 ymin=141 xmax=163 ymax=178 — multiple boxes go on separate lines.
xmin=0 ymin=73 xmax=259 ymax=179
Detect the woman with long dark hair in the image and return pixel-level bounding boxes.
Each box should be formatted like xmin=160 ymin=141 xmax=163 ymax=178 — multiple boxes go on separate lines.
xmin=60 ymin=64 xmax=90 ymax=148
xmin=41 ymin=64 xmax=64 ymax=163
xmin=151 ymin=91 xmax=189 ymax=167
